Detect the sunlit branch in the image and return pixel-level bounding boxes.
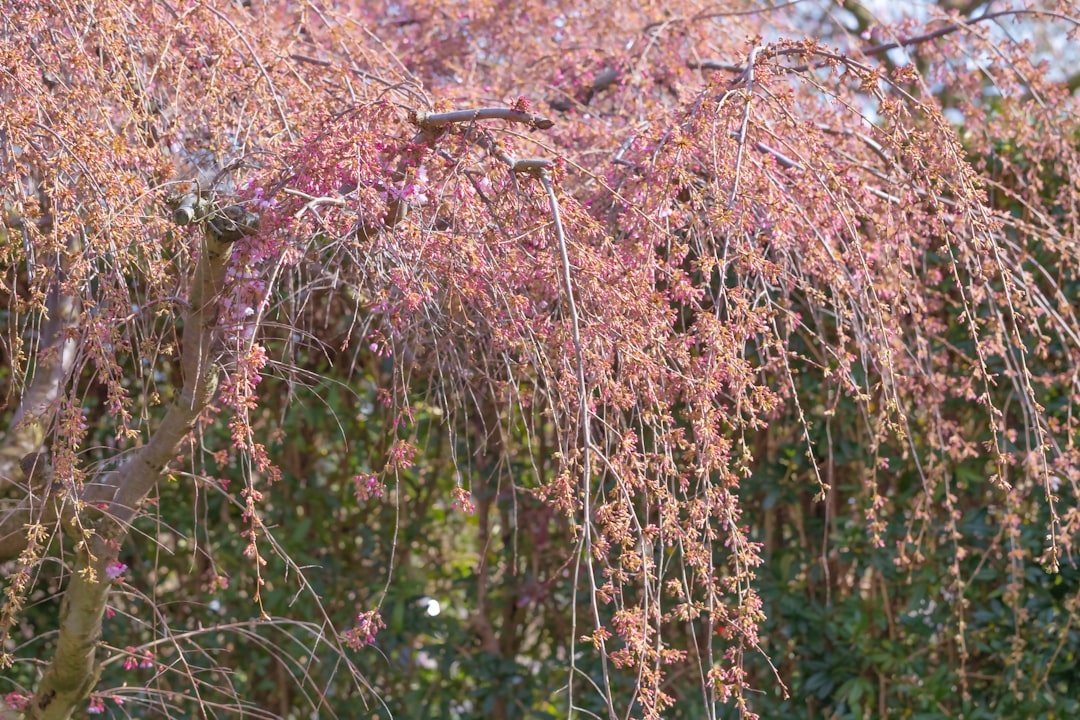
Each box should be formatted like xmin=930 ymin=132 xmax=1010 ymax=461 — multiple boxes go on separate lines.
xmin=642 ymin=0 xmax=807 ymax=34
xmin=414 ymin=107 xmax=555 ymax=131
xmin=27 ymin=206 xmax=251 ymax=718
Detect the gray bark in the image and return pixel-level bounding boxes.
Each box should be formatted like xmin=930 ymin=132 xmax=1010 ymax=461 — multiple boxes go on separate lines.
xmin=24 ymin=227 xmax=236 ymax=720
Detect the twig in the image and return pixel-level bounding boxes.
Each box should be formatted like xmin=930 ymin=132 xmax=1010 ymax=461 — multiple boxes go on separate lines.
xmin=289 ymin=53 xmax=331 ymax=67
xmin=282 ymin=187 xmax=348 ymax=220
xmin=724 ymin=130 xmax=804 ymax=170
xmin=536 ymin=170 xmax=617 ymax=720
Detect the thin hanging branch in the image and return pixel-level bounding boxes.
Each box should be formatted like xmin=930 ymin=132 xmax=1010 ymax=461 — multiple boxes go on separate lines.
xmin=530 ymin=167 xmax=617 ymax=720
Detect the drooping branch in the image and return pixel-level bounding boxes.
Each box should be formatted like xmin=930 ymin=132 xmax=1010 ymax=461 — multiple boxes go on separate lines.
xmin=536 ymin=169 xmax=616 ymax=720
xmin=26 ymin=208 xmax=249 ymax=720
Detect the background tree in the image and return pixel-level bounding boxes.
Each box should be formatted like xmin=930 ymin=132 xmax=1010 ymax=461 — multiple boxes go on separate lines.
xmin=2 ymin=1 xmax=1079 ymax=718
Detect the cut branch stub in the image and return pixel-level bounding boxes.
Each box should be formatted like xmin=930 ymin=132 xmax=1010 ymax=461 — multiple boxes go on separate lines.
xmin=170 ymin=192 xmax=210 ymax=225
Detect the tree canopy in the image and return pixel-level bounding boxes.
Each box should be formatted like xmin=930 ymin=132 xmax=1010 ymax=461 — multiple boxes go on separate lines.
xmin=2 ymin=1 xmax=1079 ymax=718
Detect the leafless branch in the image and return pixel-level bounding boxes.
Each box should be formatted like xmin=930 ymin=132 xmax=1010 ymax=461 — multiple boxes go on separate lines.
xmin=729 ymin=46 xmax=762 ymax=206
xmin=691 ymin=9 xmax=1078 ymax=76
xmin=414 ymin=107 xmax=555 ymax=131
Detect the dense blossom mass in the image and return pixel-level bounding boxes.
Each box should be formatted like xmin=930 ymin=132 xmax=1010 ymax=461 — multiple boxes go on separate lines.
xmin=1 ymin=1 xmax=1079 ymax=718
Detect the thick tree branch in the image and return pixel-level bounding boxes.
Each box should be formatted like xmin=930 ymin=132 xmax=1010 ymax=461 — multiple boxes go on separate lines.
xmin=94 ymin=228 xmax=235 ymax=520
xmin=548 ymin=67 xmax=622 ymax=111
xmin=841 ymin=0 xmax=876 ymax=36
xmin=0 ymin=257 xmax=80 ymax=563
xmin=0 ymin=282 xmax=79 ymax=486
xmin=27 ymin=224 xmax=237 ymax=720
xmin=414 ymin=107 xmax=554 ymax=131
xmin=690 ymin=10 xmax=1071 ymax=76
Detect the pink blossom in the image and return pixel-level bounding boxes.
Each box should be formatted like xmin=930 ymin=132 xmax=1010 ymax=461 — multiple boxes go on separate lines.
xmin=452 ymin=487 xmax=475 ymax=514
xmin=353 ymin=474 xmax=384 ymax=502
xmin=343 ymin=609 xmax=384 ymax=650
xmin=3 ymin=693 xmax=29 ymax=711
